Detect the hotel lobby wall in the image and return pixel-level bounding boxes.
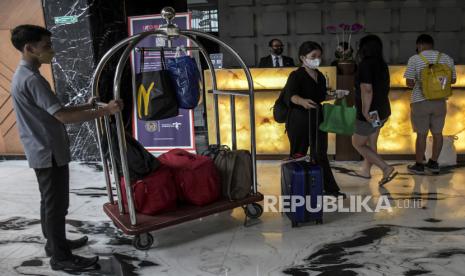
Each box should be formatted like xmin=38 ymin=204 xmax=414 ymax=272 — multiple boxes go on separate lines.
xmin=41 ymin=0 xmax=187 ymax=161
xmin=218 ymin=0 xmax=465 ymax=68
xmin=0 ymin=0 xmax=54 ymax=156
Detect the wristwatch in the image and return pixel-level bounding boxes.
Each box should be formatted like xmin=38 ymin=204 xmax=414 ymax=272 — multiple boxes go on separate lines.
xmin=91 ymin=98 xmax=98 ymax=109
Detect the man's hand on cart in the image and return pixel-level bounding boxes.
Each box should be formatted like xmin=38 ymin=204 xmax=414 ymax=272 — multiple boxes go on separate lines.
xmin=96 ymin=99 xmax=124 ymax=115
xmin=107 ymin=99 xmax=124 ymax=114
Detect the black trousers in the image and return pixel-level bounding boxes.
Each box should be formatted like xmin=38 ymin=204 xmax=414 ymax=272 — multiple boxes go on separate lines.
xmin=34 ymin=158 xmax=72 ymax=260
xmin=286 ymin=108 xmax=340 ymax=193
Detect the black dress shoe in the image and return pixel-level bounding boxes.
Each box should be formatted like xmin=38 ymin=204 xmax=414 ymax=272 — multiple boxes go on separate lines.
xmin=324 ymin=191 xmax=347 ymax=199
xmin=45 ymin=236 xmax=89 ymax=257
xmin=50 ymin=254 xmax=99 ymax=272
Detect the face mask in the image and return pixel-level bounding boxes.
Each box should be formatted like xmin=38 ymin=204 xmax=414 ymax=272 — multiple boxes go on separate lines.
xmin=272 ymin=48 xmax=283 ymax=55
xmin=272 ymin=48 xmax=283 ymax=56
xmin=304 ymin=58 xmax=321 ymax=69
xmin=34 ymin=50 xmax=55 ymax=64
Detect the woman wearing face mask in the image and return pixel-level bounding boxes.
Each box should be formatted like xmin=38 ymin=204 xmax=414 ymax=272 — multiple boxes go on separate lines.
xmin=351 ymin=34 xmax=397 ymax=185
xmin=282 ymin=41 xmax=345 ymax=198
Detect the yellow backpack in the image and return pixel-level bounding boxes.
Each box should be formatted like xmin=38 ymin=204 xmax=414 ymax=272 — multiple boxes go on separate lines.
xmin=419 ymin=53 xmax=452 ymax=100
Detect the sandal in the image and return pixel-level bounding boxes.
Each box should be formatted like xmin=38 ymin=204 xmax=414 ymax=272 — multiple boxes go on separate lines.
xmin=379 ymin=168 xmax=398 ymax=186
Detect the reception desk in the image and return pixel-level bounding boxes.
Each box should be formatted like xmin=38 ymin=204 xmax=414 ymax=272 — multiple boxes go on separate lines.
xmin=204 ymin=66 xmax=465 ymax=156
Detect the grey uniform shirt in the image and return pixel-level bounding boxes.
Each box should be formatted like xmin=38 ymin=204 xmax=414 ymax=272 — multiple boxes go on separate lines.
xmin=11 ymin=60 xmax=70 ymax=168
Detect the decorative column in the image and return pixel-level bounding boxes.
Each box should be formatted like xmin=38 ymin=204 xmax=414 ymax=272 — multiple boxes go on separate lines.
xmin=42 ymin=0 xmax=187 ymax=162
xmin=335 ymin=61 xmax=361 ymax=161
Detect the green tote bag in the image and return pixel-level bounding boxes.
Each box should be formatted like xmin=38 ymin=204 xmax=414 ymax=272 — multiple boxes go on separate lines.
xmin=319 ymin=98 xmax=356 ymax=136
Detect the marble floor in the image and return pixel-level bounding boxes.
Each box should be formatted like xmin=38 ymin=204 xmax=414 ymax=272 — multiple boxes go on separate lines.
xmin=1 ymin=160 xmax=465 ymax=276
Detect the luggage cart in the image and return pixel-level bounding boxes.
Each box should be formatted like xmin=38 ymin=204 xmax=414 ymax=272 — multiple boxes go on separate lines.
xmin=91 ymin=7 xmax=264 ymax=250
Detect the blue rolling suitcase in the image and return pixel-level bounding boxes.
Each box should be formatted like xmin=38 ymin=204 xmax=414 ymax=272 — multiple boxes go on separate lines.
xmin=281 ymin=108 xmax=324 ymax=227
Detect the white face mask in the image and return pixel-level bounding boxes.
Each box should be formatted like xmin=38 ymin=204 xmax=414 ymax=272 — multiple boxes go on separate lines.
xmin=304 ymin=58 xmax=321 ymax=69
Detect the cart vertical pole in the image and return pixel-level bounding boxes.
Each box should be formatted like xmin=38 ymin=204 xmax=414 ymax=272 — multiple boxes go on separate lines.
xmin=214 ymin=95 xmax=221 ymax=145
xmin=91 ymin=34 xmax=143 ymax=208
xmin=95 ymin=117 xmax=114 ymax=204
xmin=103 ymin=115 xmax=124 ymax=213
xmin=230 ymin=95 xmax=237 ymax=150
xmin=113 ymin=41 xmax=141 ymax=226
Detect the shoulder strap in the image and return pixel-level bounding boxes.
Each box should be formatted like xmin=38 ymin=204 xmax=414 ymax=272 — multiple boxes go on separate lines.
xmin=419 ymin=54 xmax=429 ymax=66
xmin=435 ymin=52 xmax=442 ymax=64
xmin=140 ymin=48 xmax=145 ymax=73
xmin=160 ymin=48 xmax=166 ymax=70
xmin=225 ymin=151 xmax=236 ymax=200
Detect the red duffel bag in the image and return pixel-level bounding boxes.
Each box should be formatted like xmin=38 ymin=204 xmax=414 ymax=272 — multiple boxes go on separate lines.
xmin=120 ymin=165 xmax=177 ymax=215
xmin=159 ymin=149 xmax=220 ymax=206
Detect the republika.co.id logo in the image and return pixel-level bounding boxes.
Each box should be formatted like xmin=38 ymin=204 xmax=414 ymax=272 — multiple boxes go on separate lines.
xmin=263 ymin=195 xmax=423 ymax=213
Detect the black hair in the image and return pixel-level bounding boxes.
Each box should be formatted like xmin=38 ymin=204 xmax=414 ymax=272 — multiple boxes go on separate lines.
xmin=416 ymin=34 xmax=434 ymax=46
xmin=298 ymin=41 xmax=323 ymax=61
xmin=268 ymin=38 xmax=283 ymax=47
xmin=10 ymin=25 xmax=51 ymax=52
xmin=357 ymin=34 xmax=384 ymax=62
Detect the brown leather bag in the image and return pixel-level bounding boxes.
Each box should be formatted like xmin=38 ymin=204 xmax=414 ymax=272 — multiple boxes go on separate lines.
xmin=204 ymin=146 xmax=252 ymax=200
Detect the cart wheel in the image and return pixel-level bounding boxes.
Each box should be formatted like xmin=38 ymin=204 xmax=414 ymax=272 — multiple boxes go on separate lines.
xmin=315 ymin=219 xmax=323 ymax=225
xmin=244 ymin=203 xmax=263 ymax=219
xmin=132 ymin=233 xmax=154 ymax=250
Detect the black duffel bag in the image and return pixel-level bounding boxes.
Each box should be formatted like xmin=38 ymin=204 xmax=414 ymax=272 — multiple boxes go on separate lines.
xmin=102 ymin=123 xmax=160 ymax=181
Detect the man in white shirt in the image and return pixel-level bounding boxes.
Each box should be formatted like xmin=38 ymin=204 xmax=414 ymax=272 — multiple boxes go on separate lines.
xmin=403 ymin=34 xmax=456 ymax=175
xmin=258 ymin=39 xmax=295 ymax=68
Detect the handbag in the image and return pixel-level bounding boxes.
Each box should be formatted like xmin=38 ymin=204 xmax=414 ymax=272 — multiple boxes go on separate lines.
xmin=202 ymin=145 xmax=252 ymax=200
xmin=273 ymin=88 xmax=289 ymax=123
xmin=166 ymin=47 xmax=201 ymax=109
xmin=319 ymin=98 xmax=356 ymax=136
xmin=135 ymin=48 xmax=178 ymax=121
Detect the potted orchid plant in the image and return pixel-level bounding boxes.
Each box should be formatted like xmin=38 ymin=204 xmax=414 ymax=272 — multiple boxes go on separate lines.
xmin=327 ymin=23 xmax=364 ymax=62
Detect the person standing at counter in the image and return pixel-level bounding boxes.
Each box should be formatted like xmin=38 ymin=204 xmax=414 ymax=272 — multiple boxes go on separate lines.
xmin=282 ymin=41 xmax=346 ymax=198
xmin=404 ymin=34 xmax=456 ymax=175
xmin=258 ymin=39 xmax=295 ymax=68
xmin=351 ymin=34 xmax=398 ymax=186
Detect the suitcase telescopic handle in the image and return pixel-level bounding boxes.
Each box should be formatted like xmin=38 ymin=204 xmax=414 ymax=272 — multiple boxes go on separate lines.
xmin=308 ymin=106 xmax=319 ymax=162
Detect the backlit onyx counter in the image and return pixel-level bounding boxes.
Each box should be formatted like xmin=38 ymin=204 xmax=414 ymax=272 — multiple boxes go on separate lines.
xmin=204 ymin=67 xmax=337 ymax=155
xmin=204 ymin=66 xmax=465 ymax=155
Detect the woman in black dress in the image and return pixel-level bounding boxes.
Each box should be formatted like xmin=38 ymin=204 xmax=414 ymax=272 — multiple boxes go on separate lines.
xmin=283 ymin=41 xmax=345 ymax=198
xmin=351 ymin=34 xmax=397 ymax=185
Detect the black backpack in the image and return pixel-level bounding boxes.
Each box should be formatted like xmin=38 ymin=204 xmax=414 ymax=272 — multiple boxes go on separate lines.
xmin=102 ymin=123 xmax=160 ymax=181
xmin=273 ymin=88 xmax=288 ymax=123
